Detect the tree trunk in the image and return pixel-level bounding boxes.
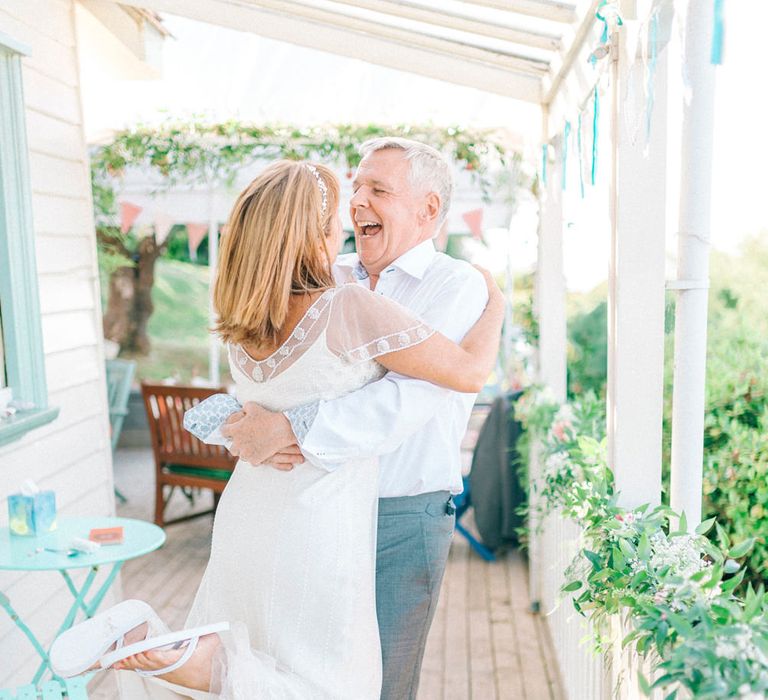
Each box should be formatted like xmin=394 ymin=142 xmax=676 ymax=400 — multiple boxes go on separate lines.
xmin=102 ymin=235 xmax=163 ymax=355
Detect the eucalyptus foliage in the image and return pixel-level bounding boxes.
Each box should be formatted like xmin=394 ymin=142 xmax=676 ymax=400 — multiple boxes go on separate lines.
xmin=518 ymin=389 xmax=768 ymax=699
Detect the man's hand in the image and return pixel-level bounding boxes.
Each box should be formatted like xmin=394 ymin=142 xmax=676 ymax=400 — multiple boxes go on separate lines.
xmin=221 ymin=402 xmax=300 ymax=469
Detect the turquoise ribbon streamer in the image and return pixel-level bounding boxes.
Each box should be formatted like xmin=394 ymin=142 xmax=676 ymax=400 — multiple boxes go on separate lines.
xmin=592 ymin=1 xmax=623 ymax=66
xmin=591 ymin=88 xmax=600 ymax=185
xmin=577 ymin=113 xmax=585 ymax=198
xmin=562 ymin=121 xmax=571 ymax=191
xmin=711 ymin=0 xmax=724 ymax=64
xmin=541 ymin=144 xmax=548 ymax=186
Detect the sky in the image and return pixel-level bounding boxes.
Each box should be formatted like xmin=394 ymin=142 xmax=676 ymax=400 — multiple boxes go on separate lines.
xmin=80 ymin=4 xmax=768 ymax=290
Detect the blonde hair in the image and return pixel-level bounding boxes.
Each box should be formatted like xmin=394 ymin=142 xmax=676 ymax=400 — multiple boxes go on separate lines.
xmin=214 ymin=160 xmax=339 ymax=346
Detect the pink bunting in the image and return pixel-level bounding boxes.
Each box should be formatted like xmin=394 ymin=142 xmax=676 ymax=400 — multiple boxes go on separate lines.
xmin=186 ymin=223 xmax=208 ymax=259
xmin=462 ymin=208 xmax=484 ymax=240
xmin=153 ymin=212 xmax=175 ymax=246
xmin=119 ymin=202 xmax=142 ymax=234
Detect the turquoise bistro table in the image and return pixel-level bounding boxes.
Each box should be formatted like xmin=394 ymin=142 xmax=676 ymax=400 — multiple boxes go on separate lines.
xmin=0 ymin=516 xmax=165 ymax=684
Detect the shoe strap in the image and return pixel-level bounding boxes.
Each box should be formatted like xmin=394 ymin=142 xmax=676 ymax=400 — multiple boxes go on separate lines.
xmin=134 ymin=635 xmax=199 ymax=678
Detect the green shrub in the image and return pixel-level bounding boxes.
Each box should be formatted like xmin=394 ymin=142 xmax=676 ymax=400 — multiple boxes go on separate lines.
xmin=566 ymin=233 xmax=768 ymax=586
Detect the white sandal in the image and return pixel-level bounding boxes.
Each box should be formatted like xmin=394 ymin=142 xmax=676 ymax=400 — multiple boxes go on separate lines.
xmin=99 ymin=621 xmax=230 ymax=677
xmin=50 ymin=599 xmax=156 ymax=677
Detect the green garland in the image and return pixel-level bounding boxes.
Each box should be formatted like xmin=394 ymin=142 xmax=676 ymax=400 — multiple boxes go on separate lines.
xmin=90 ymin=119 xmax=524 ymax=270
xmin=517 ymin=388 xmax=768 ymax=699
xmin=91 ymin=119 xmax=520 ymax=197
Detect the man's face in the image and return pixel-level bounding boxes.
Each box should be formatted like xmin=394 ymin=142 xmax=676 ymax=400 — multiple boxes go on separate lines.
xmin=350 ymin=149 xmax=432 ymax=276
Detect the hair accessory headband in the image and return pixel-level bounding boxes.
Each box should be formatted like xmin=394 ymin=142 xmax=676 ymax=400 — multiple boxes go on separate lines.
xmin=304 ymin=164 xmax=328 ymax=216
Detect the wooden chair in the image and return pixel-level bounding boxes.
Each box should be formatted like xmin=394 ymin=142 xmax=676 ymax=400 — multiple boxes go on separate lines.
xmin=141 ymin=383 xmax=237 ymax=527
xmin=106 ymin=359 xmax=136 ymax=503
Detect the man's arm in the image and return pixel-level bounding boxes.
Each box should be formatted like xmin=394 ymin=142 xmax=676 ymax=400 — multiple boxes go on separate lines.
xmin=296 ymin=266 xmax=488 ymax=469
xmin=222 ymin=265 xmax=489 ymax=468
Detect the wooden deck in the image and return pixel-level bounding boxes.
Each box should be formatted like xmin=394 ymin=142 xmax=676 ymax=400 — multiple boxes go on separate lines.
xmin=88 ymin=442 xmax=564 ymax=700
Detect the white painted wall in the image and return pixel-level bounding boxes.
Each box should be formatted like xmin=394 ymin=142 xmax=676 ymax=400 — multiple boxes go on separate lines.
xmin=0 ymin=0 xmax=116 ymax=687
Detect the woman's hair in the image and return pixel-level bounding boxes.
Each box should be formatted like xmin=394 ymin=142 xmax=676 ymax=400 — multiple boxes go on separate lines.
xmin=213 ymin=160 xmax=339 ymax=346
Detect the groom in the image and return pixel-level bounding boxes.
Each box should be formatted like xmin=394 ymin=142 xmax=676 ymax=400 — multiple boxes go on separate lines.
xmin=222 ymin=137 xmax=488 ymax=699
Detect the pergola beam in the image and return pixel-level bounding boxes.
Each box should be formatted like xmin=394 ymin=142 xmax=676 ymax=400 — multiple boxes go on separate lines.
xmin=115 ymin=0 xmax=543 ymax=101
xmin=461 ymin=0 xmax=578 ymax=24
xmin=327 ymin=0 xmax=562 ymax=51
xmin=237 ymin=0 xmax=550 ymax=76
xmin=542 ymin=0 xmax=601 ymax=106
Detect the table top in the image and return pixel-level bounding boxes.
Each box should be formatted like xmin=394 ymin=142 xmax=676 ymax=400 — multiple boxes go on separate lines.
xmin=0 ymin=516 xmax=165 ymax=571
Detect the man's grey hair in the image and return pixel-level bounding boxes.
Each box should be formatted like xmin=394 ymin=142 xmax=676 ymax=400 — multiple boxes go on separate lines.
xmin=359 ymin=137 xmax=453 ymax=227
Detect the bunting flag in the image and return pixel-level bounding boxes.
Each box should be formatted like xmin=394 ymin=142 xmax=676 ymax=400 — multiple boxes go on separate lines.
xmin=186 ymin=223 xmax=208 ymax=260
xmin=153 ymin=212 xmax=175 ymax=246
xmin=119 ymin=201 xmax=142 ymax=234
xmin=462 ymin=208 xmax=484 ymax=240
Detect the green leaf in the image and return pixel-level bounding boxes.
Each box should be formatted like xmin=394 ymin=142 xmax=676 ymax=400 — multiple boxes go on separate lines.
xmin=584 ymin=550 xmax=603 ymax=571
xmin=562 ymin=580 xmax=582 ymax=592
xmin=729 ymin=537 xmax=756 ymax=559
xmin=638 ymin=670 xmax=651 ymax=696
xmin=721 ymin=569 xmax=745 ymax=593
xmin=695 ymin=516 xmax=717 ymax=536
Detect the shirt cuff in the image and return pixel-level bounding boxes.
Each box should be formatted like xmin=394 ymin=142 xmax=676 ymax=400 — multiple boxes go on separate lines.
xmin=284 ymin=402 xmax=320 ymax=445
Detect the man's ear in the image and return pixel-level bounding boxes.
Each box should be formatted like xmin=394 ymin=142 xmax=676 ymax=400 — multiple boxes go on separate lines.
xmin=421 ymin=192 xmax=441 ymax=223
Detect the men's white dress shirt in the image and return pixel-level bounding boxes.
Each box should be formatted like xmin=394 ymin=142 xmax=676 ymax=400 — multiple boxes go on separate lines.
xmin=292 ymin=239 xmax=488 ymax=498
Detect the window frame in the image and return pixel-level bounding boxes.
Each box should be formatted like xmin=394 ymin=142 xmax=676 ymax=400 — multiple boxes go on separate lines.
xmin=0 ymin=31 xmax=58 ymax=447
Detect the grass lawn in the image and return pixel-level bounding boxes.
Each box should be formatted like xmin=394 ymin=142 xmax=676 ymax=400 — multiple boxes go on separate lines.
xmin=121 ymin=259 xmax=231 ymax=385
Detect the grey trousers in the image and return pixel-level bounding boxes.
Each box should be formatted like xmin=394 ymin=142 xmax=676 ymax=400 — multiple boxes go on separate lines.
xmin=376 ymin=491 xmax=456 ymax=700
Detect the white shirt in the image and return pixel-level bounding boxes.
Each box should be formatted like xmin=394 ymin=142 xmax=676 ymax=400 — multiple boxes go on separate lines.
xmin=297 ymin=239 xmax=488 ymax=497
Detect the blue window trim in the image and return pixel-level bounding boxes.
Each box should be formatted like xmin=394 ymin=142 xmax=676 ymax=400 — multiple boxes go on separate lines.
xmin=0 ymin=33 xmax=59 ymax=447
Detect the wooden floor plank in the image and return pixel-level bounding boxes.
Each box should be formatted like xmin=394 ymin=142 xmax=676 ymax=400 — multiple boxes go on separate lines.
xmin=92 ymin=436 xmax=564 ymax=700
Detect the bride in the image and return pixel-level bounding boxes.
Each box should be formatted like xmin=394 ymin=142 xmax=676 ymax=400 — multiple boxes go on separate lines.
xmin=51 ymin=160 xmax=504 ymax=698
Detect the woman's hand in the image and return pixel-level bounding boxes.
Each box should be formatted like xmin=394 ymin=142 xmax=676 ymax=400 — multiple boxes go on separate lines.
xmin=473 ymin=265 xmax=505 ymax=312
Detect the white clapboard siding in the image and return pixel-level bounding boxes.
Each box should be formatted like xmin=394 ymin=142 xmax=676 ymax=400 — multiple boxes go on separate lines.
xmin=45 ymin=346 xmax=102 ymax=393
xmin=26 ymin=111 xmax=86 ymax=161
xmin=29 ymin=152 xmax=90 ymax=199
xmin=2 ymin=0 xmax=74 ymax=47
xmin=31 ymin=193 xmax=94 ymax=238
xmin=21 ymin=67 xmax=82 ymax=125
xmin=35 ymin=236 xmax=96 ymax=276
xmin=0 ymin=6 xmax=78 ymax=85
xmin=0 ymin=1 xmax=114 ymax=688
xmin=38 ymin=273 xmax=97 ymax=315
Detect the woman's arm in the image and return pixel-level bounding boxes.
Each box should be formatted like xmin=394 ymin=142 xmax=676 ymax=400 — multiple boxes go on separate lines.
xmin=376 ymin=267 xmax=505 ymax=393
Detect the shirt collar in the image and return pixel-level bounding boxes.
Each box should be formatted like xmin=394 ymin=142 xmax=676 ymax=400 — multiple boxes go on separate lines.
xmin=336 ymin=239 xmax=436 ymax=282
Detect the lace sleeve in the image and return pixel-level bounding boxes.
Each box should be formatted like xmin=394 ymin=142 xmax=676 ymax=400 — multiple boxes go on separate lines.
xmin=325 ymin=284 xmax=434 ymax=363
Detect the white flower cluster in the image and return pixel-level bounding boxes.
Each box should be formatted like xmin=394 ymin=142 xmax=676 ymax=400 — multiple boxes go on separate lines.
xmin=716 ymin=625 xmax=768 ymax=668
xmin=649 ymin=533 xmax=709 ymax=580
xmin=544 ymin=451 xmax=569 ymax=476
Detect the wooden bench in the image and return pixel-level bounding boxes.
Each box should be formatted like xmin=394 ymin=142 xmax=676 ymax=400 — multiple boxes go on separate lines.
xmin=141 ymin=383 xmax=237 ymax=527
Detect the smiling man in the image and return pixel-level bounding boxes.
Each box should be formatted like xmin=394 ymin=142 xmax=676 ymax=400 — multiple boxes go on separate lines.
xmin=222 ymin=137 xmax=488 ymax=699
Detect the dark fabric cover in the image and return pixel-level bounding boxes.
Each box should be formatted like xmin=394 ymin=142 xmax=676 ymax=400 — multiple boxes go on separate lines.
xmin=469 ymin=392 xmax=526 ymax=551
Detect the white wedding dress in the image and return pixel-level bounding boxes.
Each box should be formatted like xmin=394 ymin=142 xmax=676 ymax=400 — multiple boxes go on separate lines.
xmin=134 ymin=284 xmax=433 ymax=700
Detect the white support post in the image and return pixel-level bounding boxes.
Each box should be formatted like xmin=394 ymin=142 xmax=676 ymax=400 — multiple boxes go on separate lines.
xmin=207 ymin=187 xmax=221 ymax=387
xmin=669 ymin=0 xmax=717 ymax=528
xmin=529 ymin=129 xmax=566 ymax=609
xmin=535 ymin=143 xmax=567 ymax=403
xmin=606 ymin=22 xmax=668 ymax=510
